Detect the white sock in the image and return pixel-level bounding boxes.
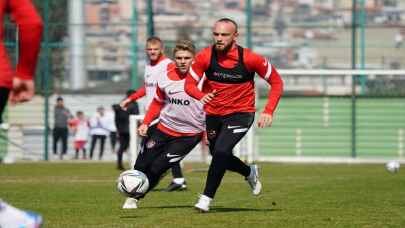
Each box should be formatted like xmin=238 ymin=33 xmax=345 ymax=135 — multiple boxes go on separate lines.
xmin=173 ymin=178 xmax=185 ymax=185
xmin=200 ymin=194 xmax=212 ymax=202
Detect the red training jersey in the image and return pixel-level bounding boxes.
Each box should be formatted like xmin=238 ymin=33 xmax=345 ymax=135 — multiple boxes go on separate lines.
xmin=185 ymin=45 xmax=283 ymax=116
xmin=0 ymin=0 xmax=43 ymax=89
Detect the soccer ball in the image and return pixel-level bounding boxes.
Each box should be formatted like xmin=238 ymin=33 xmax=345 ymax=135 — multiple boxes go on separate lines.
xmin=117 ymin=170 xmax=149 ymax=197
xmin=385 ymin=161 xmax=400 ymax=173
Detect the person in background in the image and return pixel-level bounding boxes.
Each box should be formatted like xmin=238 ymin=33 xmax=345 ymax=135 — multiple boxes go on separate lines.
xmin=112 ymin=89 xmax=139 ymax=170
xmin=0 ymin=0 xmax=43 ymax=130
xmin=88 ymin=106 xmax=109 ymax=160
xmin=69 ymin=111 xmax=89 ymax=159
xmin=53 ymin=96 xmax=72 ymax=160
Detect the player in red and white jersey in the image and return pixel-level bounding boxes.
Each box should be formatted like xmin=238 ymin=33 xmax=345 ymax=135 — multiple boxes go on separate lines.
xmin=121 ymin=37 xmax=172 ymax=112
xmin=0 ymin=0 xmax=43 ymax=129
xmin=120 ymin=37 xmax=188 ymax=192
xmin=185 ymin=18 xmax=284 ymax=212
xmin=126 ymin=40 xmax=204 ymax=208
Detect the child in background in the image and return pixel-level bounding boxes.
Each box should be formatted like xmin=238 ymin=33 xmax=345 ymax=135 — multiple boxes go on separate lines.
xmin=69 ymin=111 xmax=89 ymax=159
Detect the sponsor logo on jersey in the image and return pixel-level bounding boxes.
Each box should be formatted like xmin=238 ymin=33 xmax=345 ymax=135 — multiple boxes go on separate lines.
xmin=213 ymin=71 xmax=243 ymax=80
xmin=227 ymin=125 xmax=240 ymax=129
xmin=168 ymin=97 xmax=190 ymax=106
xmin=168 ymin=90 xmax=183 ymax=95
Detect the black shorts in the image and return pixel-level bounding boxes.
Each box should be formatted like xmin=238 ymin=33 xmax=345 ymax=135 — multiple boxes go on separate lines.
xmin=206 ymin=112 xmax=255 ymax=156
xmin=134 ymin=125 xmax=202 ymax=176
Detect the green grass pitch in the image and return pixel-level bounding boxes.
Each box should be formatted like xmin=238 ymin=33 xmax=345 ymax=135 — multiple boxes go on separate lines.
xmin=1 ymin=162 xmax=404 ymax=227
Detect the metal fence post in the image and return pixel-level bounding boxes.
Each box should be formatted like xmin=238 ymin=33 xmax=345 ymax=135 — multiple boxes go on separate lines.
xmin=43 ymin=0 xmax=50 ymax=161
xmin=131 ymin=0 xmax=139 ymax=89
xmin=245 ymin=0 xmax=252 ymax=49
xmin=351 ymin=0 xmax=358 ymax=158
xmin=147 ymin=0 xmax=155 ymax=37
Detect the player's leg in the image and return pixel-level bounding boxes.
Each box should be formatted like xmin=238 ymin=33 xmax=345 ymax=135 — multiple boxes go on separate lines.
xmin=146 ymin=133 xmax=201 ymax=193
xmin=165 ymin=162 xmax=187 ymax=192
xmin=133 ymin=125 xmax=167 ymax=173
xmin=122 ymin=127 xmax=168 ymax=209
xmin=218 ymin=112 xmax=261 ymax=195
xmin=196 ymin=112 xmax=254 ymax=212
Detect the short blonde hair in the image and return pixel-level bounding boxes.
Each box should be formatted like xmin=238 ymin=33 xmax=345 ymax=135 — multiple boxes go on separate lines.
xmin=173 ymin=39 xmax=195 ymax=55
xmin=146 ymin=36 xmax=163 ymax=45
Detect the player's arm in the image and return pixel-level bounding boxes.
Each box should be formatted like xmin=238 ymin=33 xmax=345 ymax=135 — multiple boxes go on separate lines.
xmin=138 ymin=87 xmax=165 ymax=136
xmin=9 ymin=0 xmax=43 ymax=80
xmin=120 ymin=86 xmax=146 ymax=110
xmin=247 ymin=52 xmax=284 ymax=128
xmin=8 ymin=0 xmax=43 ymax=104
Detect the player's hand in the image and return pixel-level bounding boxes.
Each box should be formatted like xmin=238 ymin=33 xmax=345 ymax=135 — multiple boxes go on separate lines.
xmin=120 ymin=98 xmax=131 ymax=111
xmin=200 ymin=89 xmax=217 ymax=104
xmin=138 ymin=124 xmax=148 ymax=137
xmin=9 ymin=78 xmax=35 ymax=104
xmin=257 ymin=112 xmax=273 ymax=128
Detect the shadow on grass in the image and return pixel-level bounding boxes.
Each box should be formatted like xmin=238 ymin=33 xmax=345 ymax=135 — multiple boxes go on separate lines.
xmin=210 ymin=207 xmax=280 ymax=213
xmin=142 ymin=205 xmax=280 ymax=213
xmin=150 ymin=188 xmax=189 ymax=192
xmin=120 ymin=215 xmax=139 ymax=219
xmin=144 ymin=205 xmax=192 ymax=209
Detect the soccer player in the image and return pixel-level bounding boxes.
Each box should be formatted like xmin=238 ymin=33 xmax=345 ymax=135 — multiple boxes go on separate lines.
xmin=0 ymin=0 xmax=43 ymax=225
xmin=0 ymin=0 xmax=43 ymax=129
xmin=53 ymin=96 xmax=72 ymax=159
xmin=123 ymin=39 xmax=206 ymax=209
xmin=120 ymin=37 xmax=188 ymax=192
xmin=184 ymin=18 xmax=284 ymax=212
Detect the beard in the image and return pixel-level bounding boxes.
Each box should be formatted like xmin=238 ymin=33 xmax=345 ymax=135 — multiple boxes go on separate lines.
xmin=214 ymin=41 xmax=234 ymax=53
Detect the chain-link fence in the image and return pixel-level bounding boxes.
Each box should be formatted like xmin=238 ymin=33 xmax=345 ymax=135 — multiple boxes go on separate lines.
xmin=1 ymin=0 xmax=405 ymax=161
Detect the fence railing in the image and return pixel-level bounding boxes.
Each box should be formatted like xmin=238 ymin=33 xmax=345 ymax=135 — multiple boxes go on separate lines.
xmin=2 ymin=70 xmax=405 ymax=163
xmin=256 ymin=69 xmax=405 ymax=162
